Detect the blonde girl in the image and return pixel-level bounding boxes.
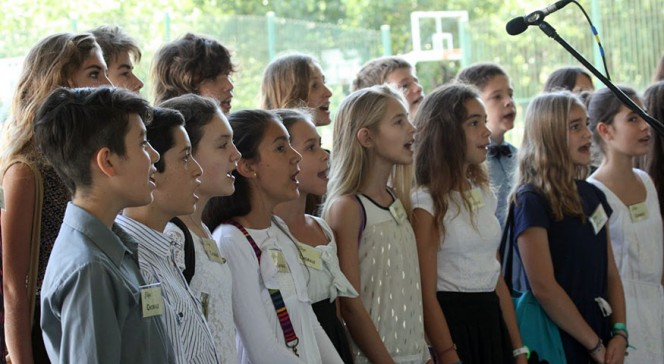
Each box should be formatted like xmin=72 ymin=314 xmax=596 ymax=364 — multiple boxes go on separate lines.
xmin=411 ymin=83 xmax=526 ymax=364
xmin=510 ymin=91 xmax=626 ymax=364
xmin=260 ymin=53 xmax=333 ymax=126
xmin=323 ymin=85 xmax=429 ymax=363
xmin=587 ymin=86 xmax=663 ymax=363
xmin=1 ymin=32 xmax=111 ymax=363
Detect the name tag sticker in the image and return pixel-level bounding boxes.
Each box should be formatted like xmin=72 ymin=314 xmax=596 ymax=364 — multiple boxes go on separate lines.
xmin=590 ymin=204 xmax=608 ymax=235
xmin=202 ymin=238 xmax=226 ymax=264
xmin=200 ymin=292 xmax=210 ymax=320
xmin=270 ymin=250 xmax=290 ymax=273
xmin=297 ymin=244 xmax=322 ymax=270
xmin=389 ymin=199 xmax=407 ymax=224
xmin=628 ymin=201 xmax=648 ymax=223
xmin=141 ymin=283 xmax=164 ymax=318
xmin=467 ymin=188 xmax=485 ymax=211
xmin=0 ymin=186 xmax=5 ymax=210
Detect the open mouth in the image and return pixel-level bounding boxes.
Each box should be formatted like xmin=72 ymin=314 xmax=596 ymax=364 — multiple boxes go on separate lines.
xmin=503 ymin=112 xmax=516 ymax=121
xmin=220 ymin=96 xmax=233 ymax=112
xmin=412 ymin=96 xmax=424 ymax=106
xmin=404 ymin=140 xmax=414 ymax=151
xmin=317 ymin=168 xmax=329 ymax=181
xmin=291 ymin=170 xmax=300 ymax=184
xmin=639 ymin=135 xmax=651 ymax=143
xmin=578 ymin=143 xmax=591 ymax=153
xmin=318 ymin=105 xmax=330 ymax=113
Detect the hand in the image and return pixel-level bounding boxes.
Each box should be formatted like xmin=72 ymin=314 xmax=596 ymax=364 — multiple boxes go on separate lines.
xmin=604 ymin=335 xmax=627 ymax=364
xmin=589 ymin=343 xmax=606 ymax=363
xmin=515 ymin=354 xmax=528 ymax=364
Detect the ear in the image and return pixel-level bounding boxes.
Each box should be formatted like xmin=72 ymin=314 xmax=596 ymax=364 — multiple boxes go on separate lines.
xmin=596 ymin=122 xmax=614 ymax=141
xmin=95 ymin=147 xmax=118 ymax=177
xmin=356 ymin=127 xmax=374 ymax=148
xmin=236 ymin=158 xmax=257 ymax=179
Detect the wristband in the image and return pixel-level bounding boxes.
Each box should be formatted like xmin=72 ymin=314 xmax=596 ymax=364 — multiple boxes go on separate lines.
xmin=612 ymin=322 xmax=628 ymax=336
xmin=588 ymin=338 xmax=604 ymax=355
xmin=512 ymin=345 xmax=530 ymax=359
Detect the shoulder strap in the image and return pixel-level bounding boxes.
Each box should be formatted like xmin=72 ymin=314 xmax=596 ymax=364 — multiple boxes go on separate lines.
xmin=169 ymin=217 xmax=196 ymax=284
xmin=499 ymin=202 xmax=516 ymax=293
xmin=353 ymin=195 xmax=367 ymax=246
xmin=4 ymin=159 xmax=44 ymax=328
xmin=225 ymin=219 xmax=300 ymax=357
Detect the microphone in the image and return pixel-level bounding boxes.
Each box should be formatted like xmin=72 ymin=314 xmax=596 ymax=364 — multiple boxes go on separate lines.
xmin=506 ymin=0 xmax=572 ymax=35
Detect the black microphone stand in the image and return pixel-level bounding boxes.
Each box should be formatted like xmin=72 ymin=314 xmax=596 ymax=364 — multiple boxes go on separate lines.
xmin=537 ymin=20 xmax=664 ymax=136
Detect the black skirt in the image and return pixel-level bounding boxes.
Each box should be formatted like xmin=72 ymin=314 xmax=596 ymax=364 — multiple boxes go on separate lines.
xmin=437 ymin=291 xmax=512 ymax=364
xmin=311 ymin=298 xmax=353 ymax=364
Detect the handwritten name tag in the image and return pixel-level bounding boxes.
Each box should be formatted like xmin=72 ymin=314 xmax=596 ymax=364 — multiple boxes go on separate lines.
xmin=628 ymin=201 xmax=648 ymax=223
xmin=270 ymin=250 xmax=290 ymax=273
xmin=202 ymin=238 xmax=226 ymax=264
xmin=389 ymin=199 xmax=407 ymax=224
xmin=590 ymin=204 xmax=608 ymax=235
xmin=141 ymin=283 xmax=164 ymax=318
xmin=297 ymin=244 xmax=322 ymax=270
xmin=466 ymin=188 xmax=485 ymax=211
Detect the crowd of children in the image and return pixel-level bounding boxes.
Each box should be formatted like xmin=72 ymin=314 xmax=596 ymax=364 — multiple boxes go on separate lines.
xmin=1 ymin=26 xmax=663 ymax=364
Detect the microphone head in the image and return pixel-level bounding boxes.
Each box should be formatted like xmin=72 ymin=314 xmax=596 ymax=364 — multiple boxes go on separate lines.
xmin=506 ymin=16 xmax=528 ymax=36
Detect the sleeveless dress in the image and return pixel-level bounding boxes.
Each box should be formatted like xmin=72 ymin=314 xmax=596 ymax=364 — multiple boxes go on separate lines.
xmin=354 ymin=194 xmax=429 ymax=363
xmin=588 ymin=169 xmax=664 ymax=363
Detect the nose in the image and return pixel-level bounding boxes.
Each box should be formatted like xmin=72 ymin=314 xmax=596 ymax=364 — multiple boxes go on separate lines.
xmin=225 ymin=75 xmax=234 ymax=92
xmin=133 ymin=74 xmax=145 ymax=93
xmin=101 ymin=73 xmax=113 ymax=87
xmin=191 ymin=156 xmax=203 ymax=177
xmin=483 ymin=123 xmax=492 ymax=138
xmin=322 ymin=148 xmax=330 ymax=162
xmin=231 ymin=143 xmax=242 ymax=162
xmin=290 ymin=146 xmax=302 ymax=164
xmin=147 ymin=143 xmax=160 ymax=163
xmin=324 ymin=84 xmax=333 ymax=98
xmin=412 ymin=81 xmax=423 ymax=95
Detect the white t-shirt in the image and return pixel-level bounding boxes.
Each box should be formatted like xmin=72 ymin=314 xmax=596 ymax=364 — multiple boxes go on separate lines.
xmin=412 ymin=186 xmax=502 ymax=292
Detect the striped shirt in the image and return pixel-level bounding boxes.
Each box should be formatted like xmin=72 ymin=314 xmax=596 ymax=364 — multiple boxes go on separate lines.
xmin=116 ymin=215 xmax=220 ymax=364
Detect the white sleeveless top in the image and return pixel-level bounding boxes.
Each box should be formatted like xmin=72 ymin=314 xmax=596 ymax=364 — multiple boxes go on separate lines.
xmin=354 ymin=194 xmax=429 ymax=364
xmin=588 ymin=169 xmax=664 ymax=363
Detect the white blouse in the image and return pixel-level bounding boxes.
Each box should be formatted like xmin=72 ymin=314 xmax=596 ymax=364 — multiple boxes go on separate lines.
xmin=412 ymin=186 xmax=502 ymax=292
xmin=213 ymin=216 xmax=343 ymax=364
xmin=293 ymin=216 xmax=357 ymax=303
xmin=164 ymin=222 xmax=238 ymax=363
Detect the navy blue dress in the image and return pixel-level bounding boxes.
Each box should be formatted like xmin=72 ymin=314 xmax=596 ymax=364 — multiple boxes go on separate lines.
xmin=513 ymin=181 xmax=612 ymax=364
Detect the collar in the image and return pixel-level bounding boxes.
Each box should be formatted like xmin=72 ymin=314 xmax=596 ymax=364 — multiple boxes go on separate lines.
xmin=62 ymin=202 xmax=134 ymax=266
xmin=115 ymin=214 xmax=172 ymax=258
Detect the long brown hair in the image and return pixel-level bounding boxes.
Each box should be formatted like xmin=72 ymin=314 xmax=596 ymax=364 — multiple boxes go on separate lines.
xmin=413 ymin=83 xmax=489 ymax=237
xmin=1 ymin=32 xmax=100 ymax=170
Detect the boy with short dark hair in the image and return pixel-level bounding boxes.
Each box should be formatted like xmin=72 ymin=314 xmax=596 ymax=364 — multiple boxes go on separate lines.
xmin=115 ymin=107 xmax=220 ymax=363
xmin=90 ymin=25 xmax=144 ymax=92
xmin=34 ymin=86 xmax=174 ymax=363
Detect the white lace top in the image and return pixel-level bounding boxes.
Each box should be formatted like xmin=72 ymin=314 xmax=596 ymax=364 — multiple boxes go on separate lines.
xmin=164 ymin=222 xmax=237 ymax=364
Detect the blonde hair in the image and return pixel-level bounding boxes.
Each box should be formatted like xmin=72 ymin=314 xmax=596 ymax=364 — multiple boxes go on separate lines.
xmin=323 ymin=85 xmax=413 ymax=218
xmin=413 ymin=83 xmax=489 ymax=237
xmin=260 ymin=53 xmax=318 ymax=109
xmin=511 ymin=91 xmax=588 ymax=221
xmin=1 ymin=32 xmax=99 ymax=170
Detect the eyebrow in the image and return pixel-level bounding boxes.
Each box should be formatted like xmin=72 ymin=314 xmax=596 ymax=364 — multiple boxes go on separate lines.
xmin=272 ymin=135 xmax=289 ymax=144
xmin=392 ymin=113 xmax=408 ymax=121
xmin=117 ymin=63 xmax=133 ymax=70
xmin=180 ymin=145 xmax=192 ymax=154
xmin=466 ymin=113 xmax=485 ymax=120
xmin=215 ymin=134 xmax=232 ymax=142
xmin=85 ymin=64 xmax=104 ymax=72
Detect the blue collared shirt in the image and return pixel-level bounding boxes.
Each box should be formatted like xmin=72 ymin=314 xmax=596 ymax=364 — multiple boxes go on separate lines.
xmin=40 ymin=202 xmax=175 ymax=364
xmin=115 ymin=214 xmax=220 ymax=364
xmin=487 ymin=141 xmax=518 ymax=228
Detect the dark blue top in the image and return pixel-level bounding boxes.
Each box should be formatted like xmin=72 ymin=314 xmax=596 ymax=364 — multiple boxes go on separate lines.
xmin=512 ymin=181 xmax=612 ymax=364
